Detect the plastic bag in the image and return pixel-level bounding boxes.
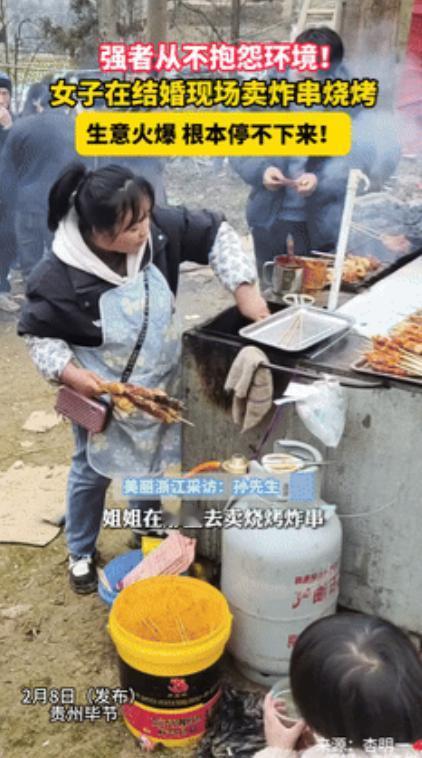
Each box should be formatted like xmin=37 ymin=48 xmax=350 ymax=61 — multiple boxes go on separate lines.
xmin=296 ymin=376 xmax=347 ymax=448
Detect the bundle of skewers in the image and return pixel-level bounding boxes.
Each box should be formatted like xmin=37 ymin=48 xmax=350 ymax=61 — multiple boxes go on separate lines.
xmin=278 ymin=311 xmax=304 ymax=347
xmin=350 ymin=223 xmax=411 ymax=256
xmin=364 ymin=312 xmax=422 ymax=378
xmin=97 ymin=381 xmax=193 ymax=425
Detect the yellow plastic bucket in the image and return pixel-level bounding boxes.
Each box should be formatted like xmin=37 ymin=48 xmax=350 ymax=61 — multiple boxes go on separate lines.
xmin=108 ymin=575 xmax=232 ymax=748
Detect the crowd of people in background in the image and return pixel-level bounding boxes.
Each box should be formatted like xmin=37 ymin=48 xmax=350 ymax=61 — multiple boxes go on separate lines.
xmin=0 ymin=23 xmax=420 ymax=756
xmin=0 ymin=26 xmax=400 ymax=312
xmin=0 ymin=69 xmax=168 ymax=313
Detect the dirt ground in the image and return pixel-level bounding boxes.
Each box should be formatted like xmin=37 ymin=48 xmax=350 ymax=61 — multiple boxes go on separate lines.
xmin=1 ymin=152 xmax=421 ymax=756
xmin=0 ymin=161 xmax=250 ymax=758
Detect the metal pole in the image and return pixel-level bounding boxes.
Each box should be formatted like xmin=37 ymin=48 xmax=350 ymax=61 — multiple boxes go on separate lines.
xmin=147 ymin=0 xmax=168 ymax=46
xmin=97 ymin=0 xmax=119 ymax=41
xmin=327 ymin=169 xmax=370 ymax=312
xmin=231 ymin=0 xmax=241 ymax=43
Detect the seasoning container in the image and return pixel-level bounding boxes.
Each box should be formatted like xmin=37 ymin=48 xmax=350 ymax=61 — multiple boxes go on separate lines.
xmin=221 ymin=454 xmax=249 ymax=474
xmin=298 ymin=258 xmax=329 ymax=292
xmin=263 ymin=256 xmax=304 ymax=295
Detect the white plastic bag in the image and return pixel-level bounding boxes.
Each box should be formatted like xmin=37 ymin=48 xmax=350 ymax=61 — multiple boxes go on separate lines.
xmin=296 ymin=376 xmax=347 ymax=448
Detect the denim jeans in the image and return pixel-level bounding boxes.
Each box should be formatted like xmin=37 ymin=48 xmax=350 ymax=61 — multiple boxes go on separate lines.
xmin=66 ymin=424 xmax=161 ymax=558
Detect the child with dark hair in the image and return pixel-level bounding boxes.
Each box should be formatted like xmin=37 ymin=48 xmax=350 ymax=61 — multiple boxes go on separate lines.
xmin=0 ymin=70 xmax=13 ymax=140
xmin=255 ymin=613 xmax=422 ymax=756
xmin=294 ymin=27 xmax=345 ymax=72
xmin=18 ymin=162 xmax=268 ymax=594
xmin=20 ymin=82 xmax=50 ymax=117
xmin=231 ymin=27 xmax=370 ymax=268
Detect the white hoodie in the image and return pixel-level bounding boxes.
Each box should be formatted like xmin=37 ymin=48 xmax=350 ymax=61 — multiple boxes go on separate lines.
xmin=52 ymin=207 xmax=148 ymax=286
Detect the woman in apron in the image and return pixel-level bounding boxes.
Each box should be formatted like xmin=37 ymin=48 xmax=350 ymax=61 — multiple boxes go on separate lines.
xmin=18 ymin=162 xmax=269 ymax=593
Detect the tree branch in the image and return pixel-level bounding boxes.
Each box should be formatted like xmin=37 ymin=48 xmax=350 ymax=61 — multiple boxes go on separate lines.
xmin=177 ymin=1 xmax=226 ymax=42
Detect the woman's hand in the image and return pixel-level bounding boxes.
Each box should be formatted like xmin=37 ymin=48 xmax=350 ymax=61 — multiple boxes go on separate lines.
xmin=234 ymin=283 xmax=270 ymax=321
xmin=263 ymin=694 xmax=306 ymax=751
xmin=295 ymin=173 xmax=318 ymax=196
xmin=60 ymin=363 xmax=104 ymax=398
xmin=263 ymin=166 xmax=288 ymax=191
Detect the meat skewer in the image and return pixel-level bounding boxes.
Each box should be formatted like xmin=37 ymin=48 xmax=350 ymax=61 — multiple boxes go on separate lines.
xmin=363 ymin=312 xmax=422 ymax=378
xmin=96 ymin=381 xmax=193 ymax=425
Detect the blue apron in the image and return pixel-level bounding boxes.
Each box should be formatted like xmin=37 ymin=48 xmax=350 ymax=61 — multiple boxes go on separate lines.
xmin=71 ymin=264 xmax=181 ymax=477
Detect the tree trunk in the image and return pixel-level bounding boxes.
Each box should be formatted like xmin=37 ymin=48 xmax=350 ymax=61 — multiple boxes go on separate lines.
xmin=147 ymin=0 xmax=168 ymax=46
xmin=397 ymin=0 xmax=415 ymax=60
xmin=340 ymin=0 xmax=403 ymax=106
xmin=0 ymin=0 xmax=10 ymax=65
xmin=341 ymin=0 xmax=402 ymax=65
xmin=231 ymin=0 xmax=242 ymax=43
xmin=97 ymin=0 xmax=119 ymax=41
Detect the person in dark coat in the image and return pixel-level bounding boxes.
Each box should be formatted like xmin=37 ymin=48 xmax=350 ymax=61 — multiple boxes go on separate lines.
xmin=0 ymin=106 xmax=81 ymax=281
xmin=0 ymin=70 xmax=19 ymax=312
xmin=0 ymin=70 xmax=13 ymax=147
xmin=230 ymin=28 xmax=399 ymax=271
xmin=230 ymin=29 xmax=351 ymax=269
xmin=20 ymin=82 xmax=50 ymax=117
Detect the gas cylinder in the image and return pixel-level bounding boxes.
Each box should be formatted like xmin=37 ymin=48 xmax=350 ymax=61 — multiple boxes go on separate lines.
xmin=221 ymin=440 xmax=342 ymax=686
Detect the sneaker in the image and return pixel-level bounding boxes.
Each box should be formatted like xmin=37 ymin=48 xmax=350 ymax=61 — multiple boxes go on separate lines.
xmin=68 ymin=555 xmax=97 ymax=594
xmin=0 ymin=292 xmax=20 ymax=313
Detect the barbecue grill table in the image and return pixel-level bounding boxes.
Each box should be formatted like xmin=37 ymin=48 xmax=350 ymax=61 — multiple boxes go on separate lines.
xmin=182 ymin=307 xmax=422 ymax=637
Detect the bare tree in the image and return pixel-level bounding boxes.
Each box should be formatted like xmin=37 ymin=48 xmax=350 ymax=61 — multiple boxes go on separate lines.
xmin=0 ymin=0 xmax=10 ymax=64
xmin=122 ymin=0 xmax=147 ymax=31
xmin=176 ymin=1 xmax=225 ymax=42
xmin=147 ymin=0 xmax=167 ymax=46
xmin=96 ymin=0 xmax=118 ymax=40
xmin=341 ymin=0 xmax=402 ymax=63
xmin=231 ymin=0 xmax=241 ymax=43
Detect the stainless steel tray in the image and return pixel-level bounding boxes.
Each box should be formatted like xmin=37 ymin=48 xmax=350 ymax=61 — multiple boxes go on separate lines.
xmin=239 ymin=306 xmax=354 ymax=353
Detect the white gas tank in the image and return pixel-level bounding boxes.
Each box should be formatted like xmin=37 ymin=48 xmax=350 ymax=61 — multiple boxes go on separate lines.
xmin=221 ymin=441 xmax=342 ymax=686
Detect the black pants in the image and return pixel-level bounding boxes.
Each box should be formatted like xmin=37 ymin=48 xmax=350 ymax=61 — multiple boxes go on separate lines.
xmin=15 ymin=210 xmax=53 ymax=281
xmin=0 ymin=217 xmax=17 ymax=293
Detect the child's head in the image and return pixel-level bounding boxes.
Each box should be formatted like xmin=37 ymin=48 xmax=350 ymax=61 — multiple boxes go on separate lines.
xmin=48 ymin=162 xmax=155 ymax=254
xmin=21 ymin=82 xmax=50 ymax=116
xmin=294 ymin=26 xmax=345 ymax=73
xmin=290 ymin=613 xmax=422 ymax=747
xmin=0 ymin=70 xmax=12 ymax=110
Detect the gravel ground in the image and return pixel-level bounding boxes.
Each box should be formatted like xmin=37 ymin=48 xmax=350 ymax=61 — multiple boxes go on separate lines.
xmin=0 ymin=159 xmax=253 ymax=758
xmin=1 ymin=153 xmax=420 ymax=757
